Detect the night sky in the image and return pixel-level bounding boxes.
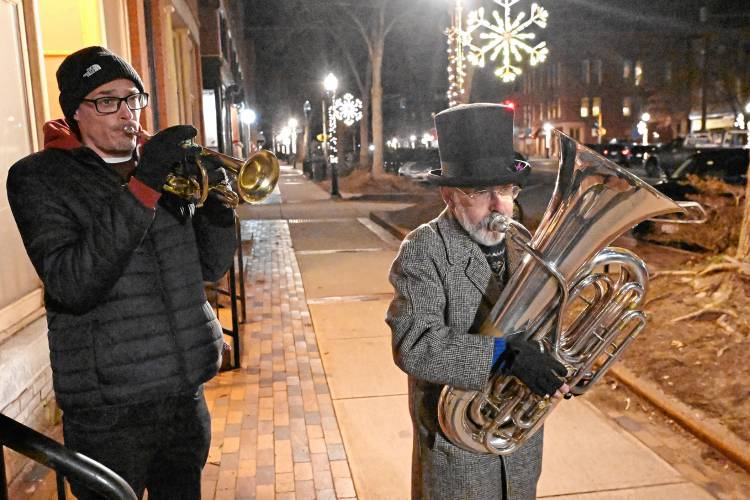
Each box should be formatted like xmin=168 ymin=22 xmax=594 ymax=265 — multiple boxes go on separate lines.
xmin=241 ymin=0 xmax=748 ymax=139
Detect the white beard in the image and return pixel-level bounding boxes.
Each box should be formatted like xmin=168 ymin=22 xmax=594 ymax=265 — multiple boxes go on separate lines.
xmin=453 ymin=203 xmax=506 ymax=246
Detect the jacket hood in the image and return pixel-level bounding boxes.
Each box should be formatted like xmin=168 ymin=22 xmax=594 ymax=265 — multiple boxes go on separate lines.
xmin=43 ymin=119 xmax=82 ymax=150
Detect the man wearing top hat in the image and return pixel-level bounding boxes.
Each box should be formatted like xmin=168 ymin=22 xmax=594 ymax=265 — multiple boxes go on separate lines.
xmin=387 ymin=103 xmax=569 ymax=499
xmin=6 ymin=46 xmax=235 ymax=499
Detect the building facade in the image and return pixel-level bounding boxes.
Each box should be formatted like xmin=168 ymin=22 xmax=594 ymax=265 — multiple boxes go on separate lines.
xmin=1 ymin=0 xmax=255 ymax=487
xmin=509 ymin=8 xmax=749 ymax=158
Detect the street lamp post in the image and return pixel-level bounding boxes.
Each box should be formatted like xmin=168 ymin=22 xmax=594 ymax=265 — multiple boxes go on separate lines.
xmin=288 ymin=118 xmax=298 ymax=168
xmin=639 ymin=113 xmax=651 ymax=146
xmin=303 ymin=100 xmax=312 ymax=165
xmin=240 ymin=107 xmax=257 ymax=152
xmin=323 ymin=72 xmax=340 ymax=198
xmin=543 ymin=122 xmax=553 ymax=158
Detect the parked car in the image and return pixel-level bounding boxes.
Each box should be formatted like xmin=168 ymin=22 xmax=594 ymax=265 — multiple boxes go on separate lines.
xmin=642 ymin=137 xmax=696 ymax=177
xmin=653 ymin=148 xmax=748 ymax=200
xmin=634 ymin=148 xmax=748 ymax=249
xmin=643 ymin=130 xmax=750 ymax=177
xmin=585 ymin=142 xmax=632 ymax=167
xmin=397 ymin=148 xmax=440 ymax=182
xmin=629 ymin=144 xmax=657 ymax=169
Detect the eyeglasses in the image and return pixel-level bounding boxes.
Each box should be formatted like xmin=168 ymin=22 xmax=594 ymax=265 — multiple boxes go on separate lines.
xmin=455 ymin=185 xmax=522 ymax=201
xmin=80 ymin=93 xmax=149 ymax=114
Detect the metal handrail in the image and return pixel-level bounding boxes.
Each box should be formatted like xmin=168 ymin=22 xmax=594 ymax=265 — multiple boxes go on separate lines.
xmin=0 ymin=413 xmax=136 ymax=500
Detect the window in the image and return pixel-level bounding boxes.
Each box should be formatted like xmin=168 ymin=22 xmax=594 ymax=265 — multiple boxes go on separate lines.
xmin=622 ymin=97 xmax=632 ymax=117
xmin=635 ymin=60 xmax=643 ymax=86
xmin=1 ymin=0 xmax=44 ymax=334
xmin=582 ymin=59 xmax=590 ymax=84
xmin=569 ymin=127 xmax=581 ymax=141
xmin=594 ymin=59 xmax=602 ymax=85
xmin=623 ymin=60 xmax=632 ymax=79
xmin=580 ymin=97 xmax=589 ymax=118
xmin=592 ymin=97 xmax=601 ymax=117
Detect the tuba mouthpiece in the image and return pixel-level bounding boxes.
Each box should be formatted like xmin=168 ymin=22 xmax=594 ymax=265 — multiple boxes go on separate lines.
xmin=488 ymin=213 xmax=511 ymax=233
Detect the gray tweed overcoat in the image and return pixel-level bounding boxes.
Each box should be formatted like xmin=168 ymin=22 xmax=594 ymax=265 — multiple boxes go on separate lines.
xmin=387 ymin=208 xmax=543 ymax=500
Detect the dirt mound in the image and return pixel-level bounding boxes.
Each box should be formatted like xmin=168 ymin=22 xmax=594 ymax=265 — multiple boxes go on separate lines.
xmin=320 ymin=168 xmax=435 ymax=195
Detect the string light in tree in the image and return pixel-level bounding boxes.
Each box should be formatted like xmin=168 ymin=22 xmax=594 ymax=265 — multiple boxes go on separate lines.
xmin=328 ymin=105 xmax=338 ymax=164
xmin=446 ymin=0 xmax=467 ymax=107
xmin=333 ymin=93 xmax=363 ymax=126
xmin=464 ymin=0 xmax=549 ymax=83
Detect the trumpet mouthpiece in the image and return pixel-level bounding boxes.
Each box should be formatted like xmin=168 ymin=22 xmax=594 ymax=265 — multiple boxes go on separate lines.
xmin=123 ymin=125 xmax=138 ymax=135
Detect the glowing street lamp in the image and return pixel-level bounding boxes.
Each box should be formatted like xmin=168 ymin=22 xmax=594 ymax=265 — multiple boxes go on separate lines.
xmin=241 ymin=108 xmax=257 ymax=125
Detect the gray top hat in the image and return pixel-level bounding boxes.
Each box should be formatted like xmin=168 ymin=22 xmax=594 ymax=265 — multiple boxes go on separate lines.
xmin=428 ymin=103 xmax=530 ymax=187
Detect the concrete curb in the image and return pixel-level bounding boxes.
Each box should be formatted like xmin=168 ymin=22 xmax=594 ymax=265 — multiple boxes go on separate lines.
xmin=369 ymin=211 xmax=409 ymax=241
xmin=608 ymin=364 xmax=750 ymax=474
xmin=368 ymin=210 xmax=750 ymax=475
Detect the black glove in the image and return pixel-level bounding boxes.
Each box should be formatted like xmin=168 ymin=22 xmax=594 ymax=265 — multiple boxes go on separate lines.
xmin=136 ymin=125 xmax=198 ymax=191
xmin=500 ymin=335 xmax=567 ymax=397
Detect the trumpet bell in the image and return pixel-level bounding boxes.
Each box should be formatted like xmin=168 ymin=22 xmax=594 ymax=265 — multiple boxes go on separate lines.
xmin=192 ymin=147 xmax=280 ymax=206
xmin=237 ymin=150 xmax=280 ymax=204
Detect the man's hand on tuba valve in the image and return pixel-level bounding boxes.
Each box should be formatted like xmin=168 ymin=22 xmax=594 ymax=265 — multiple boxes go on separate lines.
xmin=499 ymin=335 xmax=568 ymax=397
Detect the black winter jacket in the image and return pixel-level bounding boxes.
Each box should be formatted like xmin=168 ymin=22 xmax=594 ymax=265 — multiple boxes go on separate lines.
xmin=7 ymin=143 xmax=236 ymax=411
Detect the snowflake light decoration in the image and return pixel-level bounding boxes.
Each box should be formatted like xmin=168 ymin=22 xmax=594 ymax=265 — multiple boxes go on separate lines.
xmin=333 ymin=93 xmax=363 ymax=126
xmin=464 ymin=0 xmax=549 ymax=83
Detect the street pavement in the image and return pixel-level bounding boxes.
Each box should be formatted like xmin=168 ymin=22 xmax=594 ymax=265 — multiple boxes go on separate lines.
xmin=200 ymin=164 xmax=715 ymax=499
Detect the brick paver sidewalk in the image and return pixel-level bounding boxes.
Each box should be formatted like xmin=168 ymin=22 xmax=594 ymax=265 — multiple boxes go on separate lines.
xmin=201 ymin=220 xmax=356 ymax=500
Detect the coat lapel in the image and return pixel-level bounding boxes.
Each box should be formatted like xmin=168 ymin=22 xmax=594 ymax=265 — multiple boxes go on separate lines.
xmin=435 ymin=209 xmax=501 ymax=304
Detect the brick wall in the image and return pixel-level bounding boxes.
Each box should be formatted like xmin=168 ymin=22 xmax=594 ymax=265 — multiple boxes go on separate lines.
xmin=0 ymin=319 xmax=58 ymax=489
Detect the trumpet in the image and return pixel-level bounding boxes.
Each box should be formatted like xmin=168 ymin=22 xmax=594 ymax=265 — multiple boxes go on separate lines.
xmin=125 ymin=125 xmax=279 ymax=208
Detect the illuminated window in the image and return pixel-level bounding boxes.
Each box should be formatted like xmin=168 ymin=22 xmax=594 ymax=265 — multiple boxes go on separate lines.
xmin=622 ymin=97 xmax=632 ymax=117
xmin=580 ymin=97 xmax=589 ymax=118
xmin=635 ymin=61 xmax=643 ymax=86
xmin=592 ymin=97 xmax=601 ymax=117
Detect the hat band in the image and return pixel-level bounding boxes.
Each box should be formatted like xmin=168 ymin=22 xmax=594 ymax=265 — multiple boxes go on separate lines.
xmin=440 ymin=157 xmax=515 ymax=179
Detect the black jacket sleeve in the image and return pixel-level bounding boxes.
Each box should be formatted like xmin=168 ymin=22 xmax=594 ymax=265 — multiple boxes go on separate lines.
xmin=191 ymin=198 xmax=237 ymax=282
xmin=7 ymin=158 xmax=156 ymax=314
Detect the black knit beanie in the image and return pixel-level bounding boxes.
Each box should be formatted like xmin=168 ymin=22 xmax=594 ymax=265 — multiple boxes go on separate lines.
xmin=56 ymin=46 xmax=145 ymax=125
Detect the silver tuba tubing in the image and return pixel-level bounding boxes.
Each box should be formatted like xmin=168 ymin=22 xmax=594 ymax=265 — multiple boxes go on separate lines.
xmin=437 ymin=130 xmax=692 ymax=455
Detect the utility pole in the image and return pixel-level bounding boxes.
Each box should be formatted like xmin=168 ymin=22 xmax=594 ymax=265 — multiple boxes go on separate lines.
xmin=699 ymin=6 xmax=708 ymax=132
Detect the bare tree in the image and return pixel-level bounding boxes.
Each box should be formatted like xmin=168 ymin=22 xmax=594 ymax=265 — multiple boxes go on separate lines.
xmin=299 ymin=0 xmax=434 ymax=178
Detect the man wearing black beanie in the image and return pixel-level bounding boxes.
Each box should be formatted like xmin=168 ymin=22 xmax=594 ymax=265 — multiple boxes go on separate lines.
xmin=6 ymin=46 xmax=236 ymax=499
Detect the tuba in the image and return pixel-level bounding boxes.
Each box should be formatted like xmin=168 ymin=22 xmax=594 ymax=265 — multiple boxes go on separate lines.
xmin=125 ymin=125 xmax=280 ymax=208
xmin=437 ymin=130 xmax=703 ymax=455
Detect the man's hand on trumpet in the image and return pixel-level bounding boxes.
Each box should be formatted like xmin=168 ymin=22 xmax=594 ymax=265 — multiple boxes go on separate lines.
xmin=134 ymin=125 xmax=197 ymax=191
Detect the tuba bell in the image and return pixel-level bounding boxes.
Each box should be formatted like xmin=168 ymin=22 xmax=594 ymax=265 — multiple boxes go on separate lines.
xmin=437 ymin=130 xmax=703 ymax=455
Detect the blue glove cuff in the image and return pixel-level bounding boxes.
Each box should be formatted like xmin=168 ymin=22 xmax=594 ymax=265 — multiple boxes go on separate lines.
xmin=491 ymin=337 xmax=506 ymax=367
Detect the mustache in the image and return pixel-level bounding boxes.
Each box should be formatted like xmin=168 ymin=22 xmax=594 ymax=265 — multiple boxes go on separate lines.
xmin=481 ymin=212 xmax=503 ymax=232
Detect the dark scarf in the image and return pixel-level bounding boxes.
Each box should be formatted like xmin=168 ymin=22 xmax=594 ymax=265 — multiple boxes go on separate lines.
xmin=478 ymin=241 xmax=508 ymax=284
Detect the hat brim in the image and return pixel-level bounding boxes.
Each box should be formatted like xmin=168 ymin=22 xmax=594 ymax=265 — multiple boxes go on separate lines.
xmin=426 ymin=161 xmax=531 ymax=187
